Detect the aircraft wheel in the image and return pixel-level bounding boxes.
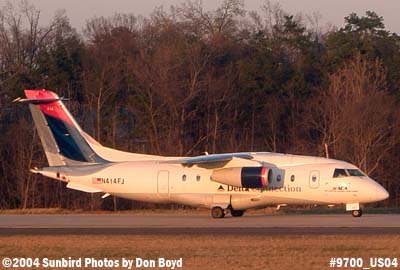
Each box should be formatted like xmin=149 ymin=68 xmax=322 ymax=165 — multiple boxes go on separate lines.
xmin=351 ymin=209 xmax=363 ymax=217
xmin=211 ymin=207 xmax=225 ymax=218
xmin=231 ymin=209 xmax=245 ymax=217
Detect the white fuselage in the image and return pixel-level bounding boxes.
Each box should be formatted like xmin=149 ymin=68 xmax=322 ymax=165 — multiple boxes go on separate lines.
xmin=41 ymin=152 xmax=388 ymax=210
xmin=21 ymin=89 xmax=389 ymax=217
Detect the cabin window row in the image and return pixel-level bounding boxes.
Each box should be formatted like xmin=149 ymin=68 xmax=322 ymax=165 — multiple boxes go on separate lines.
xmin=182 ymin=174 xmax=201 ymax=182
xmin=182 ymin=172 xmax=297 ymax=183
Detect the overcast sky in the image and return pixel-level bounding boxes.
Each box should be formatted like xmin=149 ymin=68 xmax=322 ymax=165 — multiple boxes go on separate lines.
xmin=1 ymin=0 xmax=399 ymax=34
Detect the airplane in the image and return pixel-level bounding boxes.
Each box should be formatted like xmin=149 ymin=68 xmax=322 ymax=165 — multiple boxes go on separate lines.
xmin=15 ymin=89 xmax=389 ymax=218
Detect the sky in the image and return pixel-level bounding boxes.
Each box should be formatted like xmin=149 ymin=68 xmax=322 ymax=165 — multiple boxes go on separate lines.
xmin=1 ymin=0 xmax=399 ymax=34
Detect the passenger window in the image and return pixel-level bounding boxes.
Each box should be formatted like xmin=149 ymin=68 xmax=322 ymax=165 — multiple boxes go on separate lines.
xmin=277 ymin=175 xmax=281 ymax=182
xmin=290 ymin=175 xmax=295 ymax=182
xmin=196 ymin=175 xmax=201 ymax=182
xmin=333 ymin=169 xmax=347 ymax=178
xmin=182 ymin=174 xmax=187 ymax=181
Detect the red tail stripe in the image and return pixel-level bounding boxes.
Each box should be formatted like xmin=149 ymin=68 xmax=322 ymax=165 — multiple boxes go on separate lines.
xmin=24 ymin=89 xmax=75 ymax=126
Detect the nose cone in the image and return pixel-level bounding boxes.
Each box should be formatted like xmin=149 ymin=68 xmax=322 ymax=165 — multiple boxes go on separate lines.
xmin=375 ymin=184 xmax=389 ymax=201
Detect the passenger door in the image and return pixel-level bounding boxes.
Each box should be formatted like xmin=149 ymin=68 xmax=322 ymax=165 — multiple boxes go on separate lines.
xmin=157 ymin=170 xmax=169 ymax=198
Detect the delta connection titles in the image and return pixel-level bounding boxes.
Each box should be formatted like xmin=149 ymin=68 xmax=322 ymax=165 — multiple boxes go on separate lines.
xmin=2 ymin=257 xmax=183 ymax=269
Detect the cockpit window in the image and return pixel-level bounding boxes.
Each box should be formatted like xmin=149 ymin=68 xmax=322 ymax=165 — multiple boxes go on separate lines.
xmin=333 ymin=169 xmax=348 ymax=178
xmin=347 ymin=169 xmax=365 ymax=177
xmin=333 ymin=168 xmax=366 ymax=178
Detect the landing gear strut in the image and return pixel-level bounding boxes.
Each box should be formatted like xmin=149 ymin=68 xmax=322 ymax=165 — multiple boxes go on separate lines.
xmin=351 ymin=208 xmax=363 ymax=217
xmin=211 ymin=206 xmax=225 ymax=218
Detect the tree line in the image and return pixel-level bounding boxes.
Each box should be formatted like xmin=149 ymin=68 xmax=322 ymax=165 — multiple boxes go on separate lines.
xmin=1 ymin=0 xmax=400 ymax=210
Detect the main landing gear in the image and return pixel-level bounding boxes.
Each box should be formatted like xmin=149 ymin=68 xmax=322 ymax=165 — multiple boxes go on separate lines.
xmin=351 ymin=209 xmax=363 ymax=217
xmin=211 ymin=207 xmax=246 ymax=218
xmin=211 ymin=206 xmax=225 ymax=218
xmin=230 ymin=209 xmax=245 ymax=217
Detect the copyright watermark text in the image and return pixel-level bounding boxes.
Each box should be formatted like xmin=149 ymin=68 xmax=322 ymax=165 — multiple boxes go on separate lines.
xmin=2 ymin=257 xmax=183 ymax=269
xmin=329 ymin=257 xmax=398 ymax=269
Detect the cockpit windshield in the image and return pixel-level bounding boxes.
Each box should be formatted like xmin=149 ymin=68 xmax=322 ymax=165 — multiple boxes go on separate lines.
xmin=333 ymin=169 xmax=348 ymax=178
xmin=333 ymin=168 xmax=365 ymax=178
xmin=347 ymin=169 xmax=365 ymax=177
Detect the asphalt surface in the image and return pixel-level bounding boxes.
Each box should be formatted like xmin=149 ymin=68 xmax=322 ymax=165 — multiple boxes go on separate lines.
xmin=0 ymin=213 xmax=399 ymax=235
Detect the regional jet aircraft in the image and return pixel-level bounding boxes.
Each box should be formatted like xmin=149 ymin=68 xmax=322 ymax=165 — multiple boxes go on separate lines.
xmin=15 ymin=89 xmax=389 ymax=218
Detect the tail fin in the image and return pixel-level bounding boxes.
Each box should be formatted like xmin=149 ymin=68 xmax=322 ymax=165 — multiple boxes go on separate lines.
xmin=19 ymin=89 xmax=107 ymax=166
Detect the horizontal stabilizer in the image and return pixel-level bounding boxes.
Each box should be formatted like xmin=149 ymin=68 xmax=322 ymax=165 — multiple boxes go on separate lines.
xmin=66 ymin=182 xmax=102 ymax=193
xmin=13 ymin=96 xmax=68 ymax=104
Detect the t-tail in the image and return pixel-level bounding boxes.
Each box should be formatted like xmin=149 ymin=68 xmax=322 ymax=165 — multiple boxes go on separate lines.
xmin=16 ymin=89 xmax=108 ymax=166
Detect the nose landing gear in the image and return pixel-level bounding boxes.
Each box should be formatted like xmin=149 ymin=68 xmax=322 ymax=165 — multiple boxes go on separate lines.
xmin=346 ymin=203 xmax=362 ymax=217
xmin=351 ymin=209 xmax=363 ymax=217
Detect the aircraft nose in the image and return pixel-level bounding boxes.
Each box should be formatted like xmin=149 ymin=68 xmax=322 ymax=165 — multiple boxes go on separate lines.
xmin=375 ymin=184 xmax=389 ymax=201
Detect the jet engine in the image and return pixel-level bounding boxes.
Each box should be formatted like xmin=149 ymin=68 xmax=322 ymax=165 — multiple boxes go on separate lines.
xmin=211 ymin=167 xmax=271 ymax=188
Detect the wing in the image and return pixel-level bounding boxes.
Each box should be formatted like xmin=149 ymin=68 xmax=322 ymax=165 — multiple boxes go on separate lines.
xmin=162 ymin=153 xmax=255 ymax=168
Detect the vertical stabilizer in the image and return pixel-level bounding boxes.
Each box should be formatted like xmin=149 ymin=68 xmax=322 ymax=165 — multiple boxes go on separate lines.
xmin=22 ymin=89 xmax=107 ymax=166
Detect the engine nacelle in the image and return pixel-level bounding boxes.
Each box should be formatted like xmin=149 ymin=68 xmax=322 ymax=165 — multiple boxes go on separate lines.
xmin=211 ymin=167 xmax=271 ymax=188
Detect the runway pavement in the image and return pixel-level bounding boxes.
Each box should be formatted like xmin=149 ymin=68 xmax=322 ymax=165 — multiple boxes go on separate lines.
xmin=0 ymin=213 xmax=399 ymax=235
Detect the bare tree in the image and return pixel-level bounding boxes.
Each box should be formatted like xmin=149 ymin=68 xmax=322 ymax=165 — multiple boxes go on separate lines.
xmin=311 ymin=52 xmax=400 ymax=175
xmin=82 ymin=15 xmax=138 ymax=143
xmin=0 ymin=1 xmax=64 ymax=83
xmin=177 ymin=0 xmax=245 ymax=41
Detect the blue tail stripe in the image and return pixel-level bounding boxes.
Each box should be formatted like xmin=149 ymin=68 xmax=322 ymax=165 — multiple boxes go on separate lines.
xmin=44 ymin=114 xmax=107 ymax=163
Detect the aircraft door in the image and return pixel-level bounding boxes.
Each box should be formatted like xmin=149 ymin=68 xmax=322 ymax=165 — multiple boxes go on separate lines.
xmin=309 ymin=170 xmax=320 ymax=189
xmin=157 ymin=170 xmax=169 ymax=198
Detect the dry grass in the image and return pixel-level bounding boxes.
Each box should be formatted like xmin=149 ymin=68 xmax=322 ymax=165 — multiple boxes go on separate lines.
xmin=0 ymin=235 xmax=399 ymax=270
